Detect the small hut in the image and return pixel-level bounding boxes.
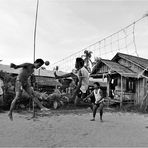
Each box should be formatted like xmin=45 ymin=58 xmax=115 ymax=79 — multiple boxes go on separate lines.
xmin=91 ymin=52 xmax=148 ymax=106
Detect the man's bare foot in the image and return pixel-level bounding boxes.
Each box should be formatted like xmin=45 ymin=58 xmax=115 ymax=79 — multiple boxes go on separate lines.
xmin=90 ymin=118 xmax=95 ymax=121
xmin=8 ymin=112 xmax=13 ymax=121
xmin=41 ymin=108 xmax=50 ymax=111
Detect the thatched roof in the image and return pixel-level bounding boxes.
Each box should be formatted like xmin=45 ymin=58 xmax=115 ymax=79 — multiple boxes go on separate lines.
xmin=91 ymin=59 xmax=138 ymax=78
xmin=112 ymin=52 xmax=148 ymax=69
xmin=91 ymin=52 xmax=148 ymax=78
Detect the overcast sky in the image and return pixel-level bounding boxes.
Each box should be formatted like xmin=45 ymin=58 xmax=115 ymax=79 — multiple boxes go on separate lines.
xmin=0 ymin=0 xmax=148 ymax=70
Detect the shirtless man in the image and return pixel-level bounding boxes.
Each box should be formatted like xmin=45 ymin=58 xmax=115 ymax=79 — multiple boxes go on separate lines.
xmin=8 ymin=59 xmax=49 ymax=121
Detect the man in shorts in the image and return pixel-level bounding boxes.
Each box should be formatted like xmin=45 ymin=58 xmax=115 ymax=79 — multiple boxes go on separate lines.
xmin=8 ymin=59 xmax=49 ymax=121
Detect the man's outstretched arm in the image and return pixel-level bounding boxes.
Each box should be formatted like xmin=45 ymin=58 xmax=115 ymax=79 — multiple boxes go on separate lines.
xmin=54 ymin=71 xmax=74 ymax=79
xmin=10 ymin=63 xmax=32 ymax=69
xmin=83 ymin=92 xmax=93 ymax=102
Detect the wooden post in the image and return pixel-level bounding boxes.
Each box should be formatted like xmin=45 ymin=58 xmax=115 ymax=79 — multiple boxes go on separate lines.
xmin=120 ymin=75 xmax=123 ymax=108
xmin=107 ymin=75 xmax=110 ymax=98
xmin=137 ymin=80 xmax=139 ymax=105
xmin=32 ymin=0 xmax=39 ymax=119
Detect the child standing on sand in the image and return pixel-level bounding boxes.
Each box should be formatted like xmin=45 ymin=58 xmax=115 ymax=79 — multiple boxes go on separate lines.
xmin=8 ymin=59 xmax=49 ymax=121
xmin=84 ymin=82 xmax=104 ymax=122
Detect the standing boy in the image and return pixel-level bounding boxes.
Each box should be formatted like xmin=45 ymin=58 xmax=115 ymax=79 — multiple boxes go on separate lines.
xmin=8 ymin=59 xmax=49 ymax=121
xmin=84 ymin=82 xmax=104 ymax=122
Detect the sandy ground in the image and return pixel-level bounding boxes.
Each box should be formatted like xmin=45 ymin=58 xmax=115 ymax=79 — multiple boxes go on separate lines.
xmin=0 ymin=108 xmax=148 ymax=147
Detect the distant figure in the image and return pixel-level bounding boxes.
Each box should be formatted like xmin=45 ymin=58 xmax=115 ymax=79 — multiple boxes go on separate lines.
xmin=8 ymin=59 xmax=50 ymax=121
xmin=84 ymin=82 xmax=104 ymax=122
xmin=0 ymin=78 xmax=4 ymax=107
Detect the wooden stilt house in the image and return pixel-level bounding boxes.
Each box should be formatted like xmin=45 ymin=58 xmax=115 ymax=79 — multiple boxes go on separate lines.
xmin=91 ymin=52 xmax=148 ymax=106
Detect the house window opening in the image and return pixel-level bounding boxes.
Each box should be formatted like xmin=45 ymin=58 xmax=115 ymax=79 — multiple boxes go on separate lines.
xmin=126 ymin=78 xmax=135 ymax=93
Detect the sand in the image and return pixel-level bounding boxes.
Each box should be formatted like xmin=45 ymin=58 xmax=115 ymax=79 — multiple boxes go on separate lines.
xmin=0 ymin=108 xmax=148 ymax=147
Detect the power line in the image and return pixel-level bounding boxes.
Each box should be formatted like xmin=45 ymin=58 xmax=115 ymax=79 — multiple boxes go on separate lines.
xmin=51 ymin=14 xmax=148 ymax=71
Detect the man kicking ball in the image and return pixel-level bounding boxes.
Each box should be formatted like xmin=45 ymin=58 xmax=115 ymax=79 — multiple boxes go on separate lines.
xmin=8 ymin=59 xmax=50 ymax=121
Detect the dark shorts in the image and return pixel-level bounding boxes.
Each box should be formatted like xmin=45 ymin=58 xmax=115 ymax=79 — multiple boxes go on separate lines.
xmin=15 ymin=80 xmax=30 ymax=93
xmin=77 ymin=90 xmax=87 ymax=99
xmin=74 ymin=89 xmax=88 ymax=105
xmin=93 ymin=101 xmax=104 ymax=110
xmin=15 ymin=80 xmax=35 ymax=98
xmin=90 ymin=95 xmax=95 ymax=103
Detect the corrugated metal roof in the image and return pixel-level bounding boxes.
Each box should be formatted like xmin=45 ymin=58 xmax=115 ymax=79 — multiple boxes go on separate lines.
xmin=89 ymin=79 xmax=107 ymax=87
xmin=34 ymin=69 xmax=66 ymax=77
xmin=35 ymin=77 xmax=62 ymax=86
xmin=0 ymin=64 xmax=20 ymax=74
xmin=0 ymin=64 xmax=66 ymax=77
xmin=112 ymin=52 xmax=148 ymax=69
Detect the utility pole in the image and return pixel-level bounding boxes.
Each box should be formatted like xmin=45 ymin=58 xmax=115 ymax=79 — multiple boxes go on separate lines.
xmin=33 ymin=0 xmax=39 ymax=118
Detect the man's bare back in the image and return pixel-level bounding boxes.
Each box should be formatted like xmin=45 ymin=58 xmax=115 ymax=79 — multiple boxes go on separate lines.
xmin=16 ymin=63 xmax=35 ymax=83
